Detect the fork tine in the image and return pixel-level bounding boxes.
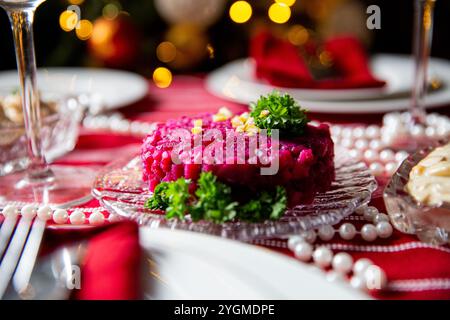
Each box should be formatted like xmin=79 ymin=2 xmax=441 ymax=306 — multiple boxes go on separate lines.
xmin=12 ymin=218 xmax=46 ymax=294
xmin=0 ymin=217 xmax=33 ymax=299
xmin=0 ymin=215 xmax=19 ymax=260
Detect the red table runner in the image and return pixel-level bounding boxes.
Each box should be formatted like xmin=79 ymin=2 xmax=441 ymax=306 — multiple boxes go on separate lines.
xmin=55 ymin=75 xmax=450 ymax=300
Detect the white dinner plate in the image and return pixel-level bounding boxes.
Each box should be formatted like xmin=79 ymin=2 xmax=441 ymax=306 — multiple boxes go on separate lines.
xmin=139 ymin=228 xmax=368 ymax=299
xmin=0 ymin=68 xmax=149 ymax=111
xmin=205 ymin=54 xmax=450 ymax=113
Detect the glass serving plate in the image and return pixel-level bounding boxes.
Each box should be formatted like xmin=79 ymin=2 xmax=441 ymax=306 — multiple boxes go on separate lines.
xmin=93 ymin=149 xmax=377 ymax=241
xmin=384 ymin=145 xmax=450 ymax=245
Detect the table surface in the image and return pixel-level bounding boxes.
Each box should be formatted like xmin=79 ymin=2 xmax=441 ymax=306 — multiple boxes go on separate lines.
xmin=56 ymin=75 xmax=450 ymax=300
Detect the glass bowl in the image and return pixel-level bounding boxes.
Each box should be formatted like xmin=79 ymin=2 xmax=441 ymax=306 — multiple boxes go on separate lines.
xmin=384 ymin=145 xmax=450 ymax=245
xmin=92 ymin=148 xmax=377 ymax=241
xmin=0 ymin=93 xmax=84 ymax=176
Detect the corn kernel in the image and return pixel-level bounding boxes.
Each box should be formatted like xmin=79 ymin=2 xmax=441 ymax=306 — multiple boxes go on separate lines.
xmin=231 ymin=116 xmax=244 ymax=128
xmin=239 ymin=112 xmax=249 ymax=122
xmin=191 ymin=126 xmax=202 ymax=135
xmin=213 ymin=113 xmax=227 ymax=122
xmin=193 ymin=119 xmax=203 ymax=127
xmin=218 ymin=106 xmax=233 ymax=119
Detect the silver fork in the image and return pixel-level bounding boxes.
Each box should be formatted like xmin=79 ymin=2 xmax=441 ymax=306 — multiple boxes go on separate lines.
xmin=0 ymin=209 xmax=46 ymax=299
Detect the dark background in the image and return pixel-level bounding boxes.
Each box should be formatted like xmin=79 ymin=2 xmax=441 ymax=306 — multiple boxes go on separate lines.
xmin=0 ymin=0 xmax=448 ymax=75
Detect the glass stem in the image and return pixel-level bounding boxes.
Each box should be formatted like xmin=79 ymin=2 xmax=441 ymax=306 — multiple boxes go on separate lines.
xmin=411 ymin=0 xmax=436 ymax=125
xmin=7 ymin=8 xmax=54 ymax=183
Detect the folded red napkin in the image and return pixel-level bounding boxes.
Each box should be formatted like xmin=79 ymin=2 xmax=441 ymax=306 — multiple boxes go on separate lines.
xmin=43 ymin=221 xmax=141 ymax=300
xmin=250 ymin=31 xmax=386 ymax=89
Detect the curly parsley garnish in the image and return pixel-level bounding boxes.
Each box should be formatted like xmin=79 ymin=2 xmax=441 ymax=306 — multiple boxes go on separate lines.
xmin=250 ymin=91 xmax=309 ymax=136
xmin=144 ymin=172 xmax=287 ymax=223
xmin=239 ymin=186 xmax=287 ymax=222
xmin=144 ymin=178 xmax=191 ymax=220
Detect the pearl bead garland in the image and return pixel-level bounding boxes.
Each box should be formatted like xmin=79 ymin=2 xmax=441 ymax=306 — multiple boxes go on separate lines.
xmin=361 ymin=224 xmax=377 ymax=242
xmin=1 ymin=205 xmax=108 ymax=226
xmin=53 ymin=209 xmax=68 ymax=224
xmin=332 ymin=252 xmax=353 ymax=274
xmin=339 ymin=223 xmax=357 ymax=240
xmin=331 ymin=113 xmax=450 ymax=177
xmin=82 ymin=112 xmax=156 ymax=137
xmin=69 ymin=209 xmax=86 ymax=225
xmin=312 ymin=246 xmax=333 ymax=268
xmin=287 ymin=204 xmax=394 ymax=292
xmin=294 ymin=242 xmax=313 ymax=262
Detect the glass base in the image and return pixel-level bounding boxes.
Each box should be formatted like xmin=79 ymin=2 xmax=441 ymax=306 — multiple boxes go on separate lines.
xmin=0 ymin=165 xmax=98 ymax=208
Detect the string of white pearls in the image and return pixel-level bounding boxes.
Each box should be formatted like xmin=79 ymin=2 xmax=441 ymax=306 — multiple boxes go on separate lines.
xmin=0 ymin=205 xmax=114 ymax=225
xmin=331 ymin=113 xmax=450 ymax=177
xmin=287 ymin=205 xmax=393 ymax=291
xmin=82 ymin=112 xmax=156 ymax=136
xmin=332 ymin=125 xmax=411 ymax=177
xmin=382 ymin=112 xmax=450 ymax=145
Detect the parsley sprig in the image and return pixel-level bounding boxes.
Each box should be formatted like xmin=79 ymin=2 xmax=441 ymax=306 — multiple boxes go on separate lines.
xmin=250 ymin=91 xmax=309 ymax=136
xmin=144 ymin=172 xmax=287 ymax=223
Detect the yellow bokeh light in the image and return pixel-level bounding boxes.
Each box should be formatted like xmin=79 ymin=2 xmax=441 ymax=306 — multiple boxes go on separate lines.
xmin=59 ymin=10 xmax=78 ymax=32
xmin=68 ymin=0 xmax=84 ymax=5
xmin=206 ymin=43 xmax=215 ymax=59
xmin=103 ymin=3 xmax=120 ymax=20
xmin=156 ymin=41 xmax=177 ymax=63
xmin=275 ymin=0 xmax=296 ymax=6
xmin=319 ymin=51 xmax=333 ymax=67
xmin=229 ymin=1 xmax=252 ymax=24
xmin=153 ymin=67 xmax=173 ymax=88
xmin=287 ymin=25 xmax=309 ymax=46
xmin=268 ymin=3 xmax=291 ymax=24
xmin=76 ymin=20 xmax=93 ymax=40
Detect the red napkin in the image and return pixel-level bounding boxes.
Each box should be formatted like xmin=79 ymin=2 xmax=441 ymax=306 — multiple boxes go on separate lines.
xmin=43 ymin=221 xmax=141 ymax=300
xmin=250 ymin=31 xmax=386 ymax=89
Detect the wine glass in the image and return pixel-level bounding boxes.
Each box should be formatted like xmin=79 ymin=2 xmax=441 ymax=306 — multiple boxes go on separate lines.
xmin=0 ymin=0 xmax=96 ymax=207
xmin=385 ymin=0 xmax=438 ymax=151
xmin=410 ymin=0 xmax=436 ymax=125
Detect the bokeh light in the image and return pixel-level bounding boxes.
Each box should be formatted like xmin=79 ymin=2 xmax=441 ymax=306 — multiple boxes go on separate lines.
xmin=59 ymin=10 xmax=79 ymax=32
xmin=287 ymin=25 xmax=309 ymax=46
xmin=268 ymin=3 xmax=291 ymax=24
xmin=275 ymin=0 xmax=296 ymax=6
xmin=68 ymin=0 xmax=84 ymax=5
xmin=76 ymin=20 xmax=93 ymax=40
xmin=206 ymin=44 xmax=215 ymax=59
xmin=319 ymin=50 xmax=333 ymax=67
xmin=229 ymin=1 xmax=252 ymax=24
xmin=156 ymin=41 xmax=177 ymax=63
xmin=103 ymin=3 xmax=120 ymax=20
xmin=153 ymin=67 xmax=173 ymax=88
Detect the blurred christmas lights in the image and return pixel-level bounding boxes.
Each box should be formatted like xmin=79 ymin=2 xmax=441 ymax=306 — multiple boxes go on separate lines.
xmin=268 ymin=2 xmax=291 ymax=24
xmin=275 ymin=0 xmax=296 ymax=6
xmin=76 ymin=20 xmax=93 ymax=40
xmin=103 ymin=3 xmax=120 ymax=20
xmin=229 ymin=1 xmax=252 ymax=24
xmin=153 ymin=67 xmax=173 ymax=88
xmin=59 ymin=10 xmax=78 ymax=32
xmin=287 ymin=25 xmax=309 ymax=46
xmin=156 ymin=41 xmax=177 ymax=63
xmin=68 ymin=0 xmax=84 ymax=5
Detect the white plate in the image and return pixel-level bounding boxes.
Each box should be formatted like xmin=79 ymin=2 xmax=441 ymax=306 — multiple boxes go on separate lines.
xmin=206 ymin=54 xmax=450 ymax=113
xmin=0 ymin=68 xmax=148 ymax=111
xmin=139 ymin=228 xmax=368 ymax=299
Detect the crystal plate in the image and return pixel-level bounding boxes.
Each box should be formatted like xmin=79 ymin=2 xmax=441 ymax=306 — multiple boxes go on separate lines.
xmin=384 ymin=146 xmax=450 ymax=245
xmin=92 ymin=150 xmax=377 ymax=241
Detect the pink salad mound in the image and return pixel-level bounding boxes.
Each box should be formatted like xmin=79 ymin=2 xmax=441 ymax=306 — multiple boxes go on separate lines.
xmin=141 ymin=113 xmax=334 ymax=206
